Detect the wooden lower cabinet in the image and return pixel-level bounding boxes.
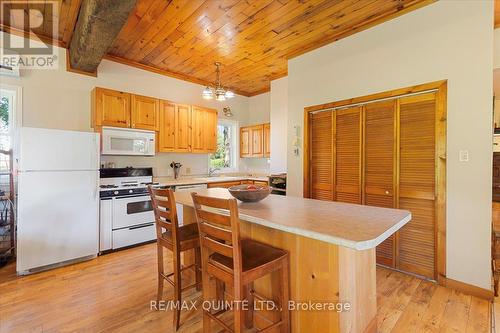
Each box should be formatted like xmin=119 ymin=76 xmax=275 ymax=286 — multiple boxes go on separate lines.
xmin=207 ymin=180 xmax=268 ymax=188
xmin=207 ymin=181 xmax=245 ymax=188
xmin=306 ymin=90 xmax=440 ymax=280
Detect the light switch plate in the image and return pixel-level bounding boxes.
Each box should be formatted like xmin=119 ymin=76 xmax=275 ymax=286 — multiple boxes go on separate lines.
xmin=459 ymin=150 xmax=469 ymax=162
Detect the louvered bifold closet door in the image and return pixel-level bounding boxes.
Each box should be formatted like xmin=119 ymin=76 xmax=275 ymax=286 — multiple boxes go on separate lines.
xmin=335 ymin=107 xmax=362 ymax=204
xmin=398 ymin=93 xmax=437 ymax=279
xmin=363 ymin=100 xmax=397 ymax=267
xmin=310 ymin=111 xmax=334 ymax=201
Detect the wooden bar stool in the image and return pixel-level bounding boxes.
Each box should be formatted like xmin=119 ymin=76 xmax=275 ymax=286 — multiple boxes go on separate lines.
xmin=148 ymin=187 xmax=202 ymax=331
xmin=191 ymin=193 xmax=290 ymax=333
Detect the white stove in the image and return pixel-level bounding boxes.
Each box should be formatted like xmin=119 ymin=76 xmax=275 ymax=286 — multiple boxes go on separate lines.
xmin=99 ymin=168 xmax=167 ymax=252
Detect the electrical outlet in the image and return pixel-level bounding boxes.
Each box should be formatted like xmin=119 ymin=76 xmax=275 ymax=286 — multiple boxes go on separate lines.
xmin=459 ymin=150 xmax=469 ymax=162
xmin=186 ymin=167 xmax=191 ymax=175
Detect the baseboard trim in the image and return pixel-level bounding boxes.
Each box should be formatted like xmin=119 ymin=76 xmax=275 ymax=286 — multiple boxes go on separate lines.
xmin=444 ymin=278 xmax=493 ymax=301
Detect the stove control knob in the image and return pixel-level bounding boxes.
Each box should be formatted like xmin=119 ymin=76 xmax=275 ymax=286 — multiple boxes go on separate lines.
xmin=129 ymin=190 xmax=133 ymax=193
xmin=114 ymin=191 xmax=119 ymax=195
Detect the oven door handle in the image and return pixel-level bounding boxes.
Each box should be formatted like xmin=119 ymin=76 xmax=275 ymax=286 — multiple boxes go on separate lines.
xmin=128 ymin=223 xmax=155 ymax=230
xmin=115 ymin=194 xmax=151 ymax=200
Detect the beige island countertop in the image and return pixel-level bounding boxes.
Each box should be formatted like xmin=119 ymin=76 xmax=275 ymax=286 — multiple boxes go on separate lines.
xmin=174 ymin=188 xmax=411 ymax=251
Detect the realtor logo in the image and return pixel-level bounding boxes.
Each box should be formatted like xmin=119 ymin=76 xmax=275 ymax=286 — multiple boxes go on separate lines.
xmin=0 ymin=0 xmax=59 ymax=69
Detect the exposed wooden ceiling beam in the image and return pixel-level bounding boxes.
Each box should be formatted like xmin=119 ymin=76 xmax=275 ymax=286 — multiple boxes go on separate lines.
xmin=68 ymin=0 xmax=136 ymax=74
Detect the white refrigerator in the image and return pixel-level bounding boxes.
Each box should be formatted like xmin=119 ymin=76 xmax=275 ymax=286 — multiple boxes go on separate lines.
xmin=17 ymin=127 xmax=100 ymax=274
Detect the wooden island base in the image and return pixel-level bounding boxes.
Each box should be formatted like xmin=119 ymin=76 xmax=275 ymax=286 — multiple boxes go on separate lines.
xmin=182 ymin=206 xmax=377 ymax=333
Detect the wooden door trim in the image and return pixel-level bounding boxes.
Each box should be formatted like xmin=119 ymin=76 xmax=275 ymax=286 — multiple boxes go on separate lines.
xmin=303 ymin=80 xmax=447 ymax=285
xmin=304 ymin=80 xmax=447 ymax=113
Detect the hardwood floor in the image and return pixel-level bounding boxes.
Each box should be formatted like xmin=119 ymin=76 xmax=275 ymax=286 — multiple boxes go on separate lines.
xmin=0 ymin=243 xmax=491 ymax=333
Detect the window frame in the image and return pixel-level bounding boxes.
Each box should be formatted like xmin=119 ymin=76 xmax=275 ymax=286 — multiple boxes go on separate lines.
xmin=208 ymin=118 xmax=239 ymax=173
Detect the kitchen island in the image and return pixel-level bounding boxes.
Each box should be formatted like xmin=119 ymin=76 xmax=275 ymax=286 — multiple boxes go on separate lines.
xmin=174 ymin=188 xmax=411 ymax=333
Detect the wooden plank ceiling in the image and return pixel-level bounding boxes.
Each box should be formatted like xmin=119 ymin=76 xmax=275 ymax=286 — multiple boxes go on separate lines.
xmin=0 ymin=0 xmax=436 ymax=96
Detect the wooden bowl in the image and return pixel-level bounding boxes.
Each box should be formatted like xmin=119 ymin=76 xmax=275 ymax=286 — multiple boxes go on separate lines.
xmin=228 ymin=184 xmax=271 ymax=202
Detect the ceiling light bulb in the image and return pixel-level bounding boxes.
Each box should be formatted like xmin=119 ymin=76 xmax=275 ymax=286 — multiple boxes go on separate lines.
xmin=202 ymin=87 xmax=213 ymax=99
xmin=224 ymin=90 xmax=235 ymax=99
xmin=216 ymin=93 xmax=226 ymax=101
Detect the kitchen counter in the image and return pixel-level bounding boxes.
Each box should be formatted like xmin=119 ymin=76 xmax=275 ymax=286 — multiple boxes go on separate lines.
xmin=174 ymin=188 xmax=410 ymax=250
xmin=176 ymin=188 xmax=410 ymax=332
xmin=153 ymin=175 xmax=268 ymax=187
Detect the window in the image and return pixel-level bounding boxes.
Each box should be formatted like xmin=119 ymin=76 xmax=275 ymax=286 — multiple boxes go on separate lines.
xmin=0 ymin=90 xmax=13 ymax=172
xmin=209 ymin=119 xmax=238 ymax=171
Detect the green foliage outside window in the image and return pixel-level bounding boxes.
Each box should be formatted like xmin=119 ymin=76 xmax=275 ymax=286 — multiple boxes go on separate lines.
xmin=0 ymin=97 xmax=9 ymax=130
xmin=209 ymin=124 xmax=232 ymax=169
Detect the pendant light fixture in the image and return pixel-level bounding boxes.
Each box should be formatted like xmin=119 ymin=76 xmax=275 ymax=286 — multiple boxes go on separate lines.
xmin=202 ymin=62 xmax=234 ymax=101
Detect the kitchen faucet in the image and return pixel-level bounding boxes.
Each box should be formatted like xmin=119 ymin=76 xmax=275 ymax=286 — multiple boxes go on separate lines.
xmin=208 ymin=167 xmax=220 ymax=177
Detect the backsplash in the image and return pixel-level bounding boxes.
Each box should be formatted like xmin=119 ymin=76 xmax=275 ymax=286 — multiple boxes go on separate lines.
xmin=101 ymin=153 xmax=271 ymax=177
xmin=100 ymin=153 xmax=210 ymax=177
xmin=240 ymin=158 xmax=270 ymax=175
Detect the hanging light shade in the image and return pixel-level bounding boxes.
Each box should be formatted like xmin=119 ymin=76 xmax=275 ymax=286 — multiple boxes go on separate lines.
xmin=202 ymin=62 xmax=234 ymax=101
xmin=202 ymin=86 xmax=213 ymax=99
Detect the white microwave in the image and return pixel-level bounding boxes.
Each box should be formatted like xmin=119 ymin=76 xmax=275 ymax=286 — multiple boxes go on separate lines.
xmin=101 ymin=127 xmax=155 ymax=156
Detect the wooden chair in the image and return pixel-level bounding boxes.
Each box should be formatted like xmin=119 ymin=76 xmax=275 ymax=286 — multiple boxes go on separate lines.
xmin=148 ymin=187 xmax=202 ymax=331
xmin=191 ymin=193 xmax=290 ymax=333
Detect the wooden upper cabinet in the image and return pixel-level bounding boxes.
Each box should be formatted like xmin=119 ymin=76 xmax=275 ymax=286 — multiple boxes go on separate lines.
xmin=263 ymin=123 xmax=271 ymax=158
xmin=191 ymin=106 xmax=217 ymax=153
xmin=250 ymin=125 xmax=264 ymax=157
xmin=204 ymin=109 xmax=218 ymax=153
xmin=92 ymin=87 xmax=131 ymax=128
xmin=240 ymin=123 xmax=268 ymax=158
xmin=158 ymin=102 xmax=192 ymax=153
xmin=240 ymin=127 xmax=251 ymax=157
xmin=131 ymin=94 xmax=159 ymax=131
xmin=191 ymin=106 xmax=204 ymax=153
xmin=158 ymin=100 xmax=176 ymax=152
xmin=91 ymin=87 xmax=217 ymax=154
xmin=175 ymin=104 xmax=192 ymax=152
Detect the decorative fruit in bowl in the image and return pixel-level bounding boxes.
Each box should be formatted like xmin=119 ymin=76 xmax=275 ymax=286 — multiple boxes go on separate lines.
xmin=228 ymin=184 xmax=271 ymax=202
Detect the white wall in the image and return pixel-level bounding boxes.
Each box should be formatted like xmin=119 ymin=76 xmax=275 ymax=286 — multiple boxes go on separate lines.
xmin=270 ymin=77 xmax=288 ymax=174
xmin=0 ymin=32 xmax=250 ymax=177
xmin=287 ymin=1 xmax=493 ymax=289
xmin=240 ymin=92 xmax=272 ymax=174
xmin=247 ymin=92 xmax=270 ymax=125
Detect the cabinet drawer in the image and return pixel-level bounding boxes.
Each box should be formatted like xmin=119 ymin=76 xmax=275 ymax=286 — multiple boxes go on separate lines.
xmin=207 ymin=181 xmax=242 ymax=188
xmin=112 ymin=223 xmax=156 ymax=249
xmin=253 ymin=180 xmax=269 ymax=186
